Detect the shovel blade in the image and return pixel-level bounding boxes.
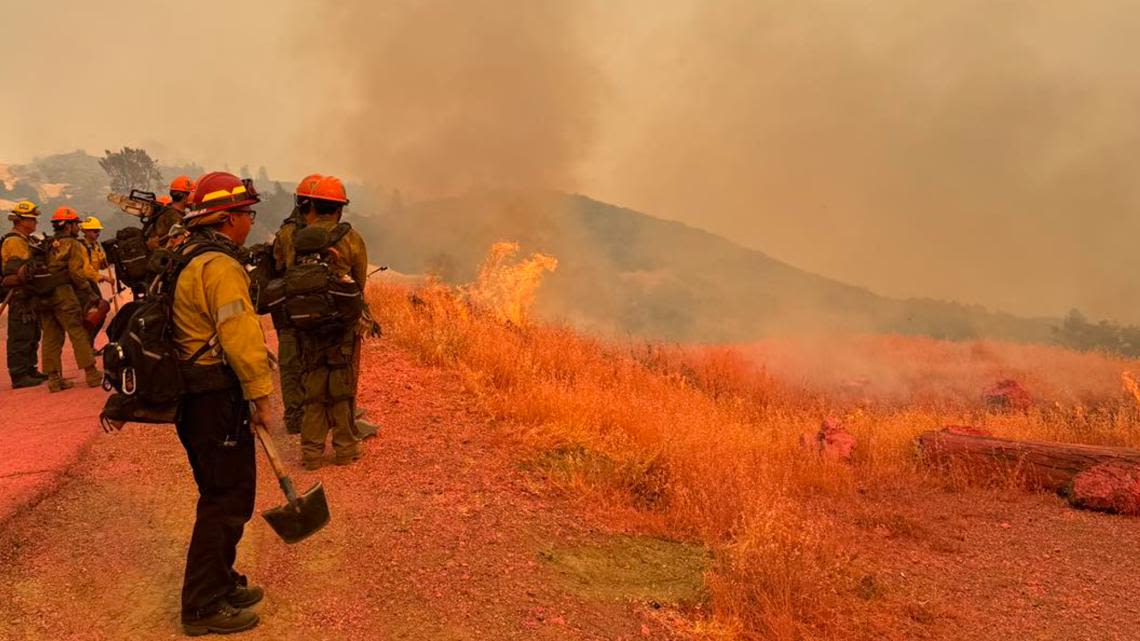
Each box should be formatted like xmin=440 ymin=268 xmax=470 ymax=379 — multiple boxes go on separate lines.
xmin=261 ymin=482 xmax=330 ymax=544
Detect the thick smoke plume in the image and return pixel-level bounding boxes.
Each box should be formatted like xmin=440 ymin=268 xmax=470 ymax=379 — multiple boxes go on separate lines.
xmin=308 ymin=0 xmax=1140 ymax=326
xmin=585 ymin=0 xmax=1140 ymax=323
xmin=304 ymin=0 xmax=603 ymax=197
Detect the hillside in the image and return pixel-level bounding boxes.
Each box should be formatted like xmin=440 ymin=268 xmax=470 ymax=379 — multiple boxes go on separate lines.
xmin=364 ymin=191 xmax=1057 ymax=343
xmin=3 ymin=153 xmax=1058 ymax=344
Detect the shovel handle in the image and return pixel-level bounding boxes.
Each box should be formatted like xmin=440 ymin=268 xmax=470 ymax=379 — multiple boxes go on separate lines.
xmin=250 ymin=414 xmax=300 ymax=505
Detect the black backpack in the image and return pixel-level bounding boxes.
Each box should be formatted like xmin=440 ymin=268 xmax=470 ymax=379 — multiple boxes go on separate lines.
xmin=13 ymin=234 xmax=70 ymax=297
xmin=245 ymin=241 xmax=278 ymax=315
xmin=101 ymin=226 xmax=152 ymax=292
xmin=259 ymin=223 xmax=363 ymax=331
xmin=99 ymin=238 xmax=240 ymax=429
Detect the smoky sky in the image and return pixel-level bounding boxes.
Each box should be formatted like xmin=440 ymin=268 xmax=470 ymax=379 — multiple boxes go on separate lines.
xmin=4 ymin=1 xmax=1140 ymax=323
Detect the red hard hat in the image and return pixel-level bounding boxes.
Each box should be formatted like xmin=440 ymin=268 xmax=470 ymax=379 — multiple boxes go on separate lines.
xmin=170 ymin=175 xmax=194 ymax=193
xmin=295 ymin=174 xmax=349 ymax=204
xmin=51 ymin=206 xmax=81 ymax=222
xmin=186 ymin=172 xmax=260 ymax=219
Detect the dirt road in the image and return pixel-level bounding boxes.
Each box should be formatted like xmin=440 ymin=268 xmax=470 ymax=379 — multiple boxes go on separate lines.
xmin=0 ymin=339 xmax=680 ymax=640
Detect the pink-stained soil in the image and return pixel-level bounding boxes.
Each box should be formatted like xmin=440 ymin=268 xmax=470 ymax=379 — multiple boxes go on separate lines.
xmin=982 ymin=378 xmax=1033 ymax=412
xmin=0 ymin=321 xmax=104 ymax=525
xmin=1069 ymin=462 xmax=1140 ymax=516
xmin=800 ymin=417 xmax=857 ymax=463
xmin=832 ymin=485 xmax=1140 ymax=641
xmin=0 ymin=338 xmax=686 ymax=640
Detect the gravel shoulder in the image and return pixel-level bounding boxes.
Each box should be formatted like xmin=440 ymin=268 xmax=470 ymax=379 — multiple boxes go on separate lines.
xmin=0 ymin=338 xmax=681 ymax=641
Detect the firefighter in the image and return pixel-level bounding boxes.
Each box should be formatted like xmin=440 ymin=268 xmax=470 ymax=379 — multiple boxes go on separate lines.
xmin=1 ymin=201 xmax=47 ymax=388
xmin=293 ymin=174 xmax=368 ymax=469
xmin=41 ymin=207 xmax=104 ymax=391
xmin=146 ymin=175 xmax=194 ymax=249
xmin=80 ymin=216 xmax=108 ymax=271
xmin=172 ymin=171 xmax=273 ymax=635
xmin=272 ymin=179 xmax=319 ymax=436
xmin=79 ymin=216 xmax=110 ymax=345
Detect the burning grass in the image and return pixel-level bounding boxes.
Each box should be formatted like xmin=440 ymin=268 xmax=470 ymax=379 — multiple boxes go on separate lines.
xmin=366 ymin=246 xmax=1140 ymax=640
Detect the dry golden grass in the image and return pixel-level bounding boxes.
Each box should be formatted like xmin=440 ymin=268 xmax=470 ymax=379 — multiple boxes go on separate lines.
xmin=365 ymin=249 xmax=1140 ymax=640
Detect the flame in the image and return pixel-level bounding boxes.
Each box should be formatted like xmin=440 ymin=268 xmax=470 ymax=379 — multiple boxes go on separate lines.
xmin=1122 ymin=371 xmax=1140 ymax=407
xmin=467 ymin=241 xmax=558 ymax=325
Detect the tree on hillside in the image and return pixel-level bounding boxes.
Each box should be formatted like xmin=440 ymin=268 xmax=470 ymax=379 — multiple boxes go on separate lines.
xmin=1053 ymin=308 xmax=1140 ymax=357
xmin=99 ymin=147 xmax=163 ymax=193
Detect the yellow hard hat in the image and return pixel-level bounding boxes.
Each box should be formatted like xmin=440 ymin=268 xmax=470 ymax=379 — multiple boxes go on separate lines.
xmin=9 ymin=200 xmax=40 ymax=218
xmin=80 ymin=216 xmax=104 ymax=231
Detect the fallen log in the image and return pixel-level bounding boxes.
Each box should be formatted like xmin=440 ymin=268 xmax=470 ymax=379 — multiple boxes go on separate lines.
xmin=916 ymin=430 xmax=1140 ymax=514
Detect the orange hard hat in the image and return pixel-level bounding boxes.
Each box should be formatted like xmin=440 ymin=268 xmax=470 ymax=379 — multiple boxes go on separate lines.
xmin=170 ymin=175 xmax=194 ymax=194
xmin=185 ymin=172 xmax=260 ymax=221
xmin=51 ymin=206 xmax=81 ymax=222
xmin=295 ymin=174 xmax=349 ymax=204
xmin=294 ymin=174 xmax=324 ymax=195
xmin=157 ymin=195 xmax=173 ymax=205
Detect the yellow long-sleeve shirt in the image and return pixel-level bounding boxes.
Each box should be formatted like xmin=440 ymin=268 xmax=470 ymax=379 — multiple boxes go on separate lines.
xmin=83 ymin=240 xmax=108 ymax=271
xmin=1 ymin=231 xmax=32 ymax=274
xmin=272 ymin=219 xmax=299 ymax=274
xmin=173 ymin=248 xmax=274 ymax=400
xmin=49 ymin=234 xmax=100 ymax=291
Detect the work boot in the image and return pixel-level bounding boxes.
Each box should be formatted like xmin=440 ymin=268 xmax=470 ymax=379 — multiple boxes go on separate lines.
xmin=334 ymin=454 xmax=360 ymax=467
xmin=302 ymin=457 xmax=323 ymax=471
xmin=225 ymin=584 xmax=265 ymax=609
xmin=354 ymin=406 xmax=367 ymax=419
xmin=30 ymin=370 xmax=48 ymax=381
xmin=355 ymin=419 xmax=380 ymax=440
xmin=285 ymin=421 xmax=301 ymax=436
xmin=84 ymin=366 xmax=103 ymax=388
xmin=47 ymin=374 xmax=74 ymax=393
xmin=334 ymin=446 xmax=361 ymax=467
xmin=11 ymin=375 xmax=44 ymax=389
xmin=181 ymin=603 xmax=259 ymax=636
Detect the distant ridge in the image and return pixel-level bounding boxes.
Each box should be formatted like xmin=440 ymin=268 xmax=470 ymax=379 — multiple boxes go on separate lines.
xmin=366 ymin=190 xmax=1057 ymax=344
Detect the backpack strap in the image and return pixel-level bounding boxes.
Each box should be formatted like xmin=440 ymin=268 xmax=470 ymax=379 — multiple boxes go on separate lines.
xmin=185 ymin=335 xmax=218 ymax=365
xmin=328 ymin=222 xmax=352 ymax=246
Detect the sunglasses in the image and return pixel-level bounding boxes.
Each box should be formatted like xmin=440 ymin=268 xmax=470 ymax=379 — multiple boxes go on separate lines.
xmin=231 ymin=209 xmax=258 ymax=220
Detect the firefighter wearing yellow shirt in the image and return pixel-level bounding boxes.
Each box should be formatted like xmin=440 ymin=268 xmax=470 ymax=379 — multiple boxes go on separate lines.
xmin=293 ymin=174 xmax=368 ymax=469
xmin=1 ymin=201 xmax=47 ymax=388
xmin=80 ymin=216 xmax=108 ymax=270
xmin=147 ymin=175 xmax=194 ymax=250
xmin=79 ymin=216 xmax=110 ymax=345
xmin=171 ymin=171 xmax=272 ymax=636
xmin=42 ymin=207 xmax=104 ymax=391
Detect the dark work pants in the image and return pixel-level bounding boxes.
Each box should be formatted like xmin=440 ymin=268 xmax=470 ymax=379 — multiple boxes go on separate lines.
xmin=175 ymin=385 xmax=256 ymax=618
xmin=277 ymin=327 xmax=304 ymax=433
xmin=6 ymin=297 xmax=41 ymax=381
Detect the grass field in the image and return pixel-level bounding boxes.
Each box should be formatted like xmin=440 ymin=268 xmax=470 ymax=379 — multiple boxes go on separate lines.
xmin=367 ymin=245 xmax=1140 ymax=639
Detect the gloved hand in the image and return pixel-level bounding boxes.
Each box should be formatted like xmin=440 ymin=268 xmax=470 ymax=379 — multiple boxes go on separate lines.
xmin=250 ymin=396 xmax=274 ymax=433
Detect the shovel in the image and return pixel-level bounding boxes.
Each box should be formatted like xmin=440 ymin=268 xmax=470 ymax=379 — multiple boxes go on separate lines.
xmin=251 ymin=417 xmax=330 ymax=543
